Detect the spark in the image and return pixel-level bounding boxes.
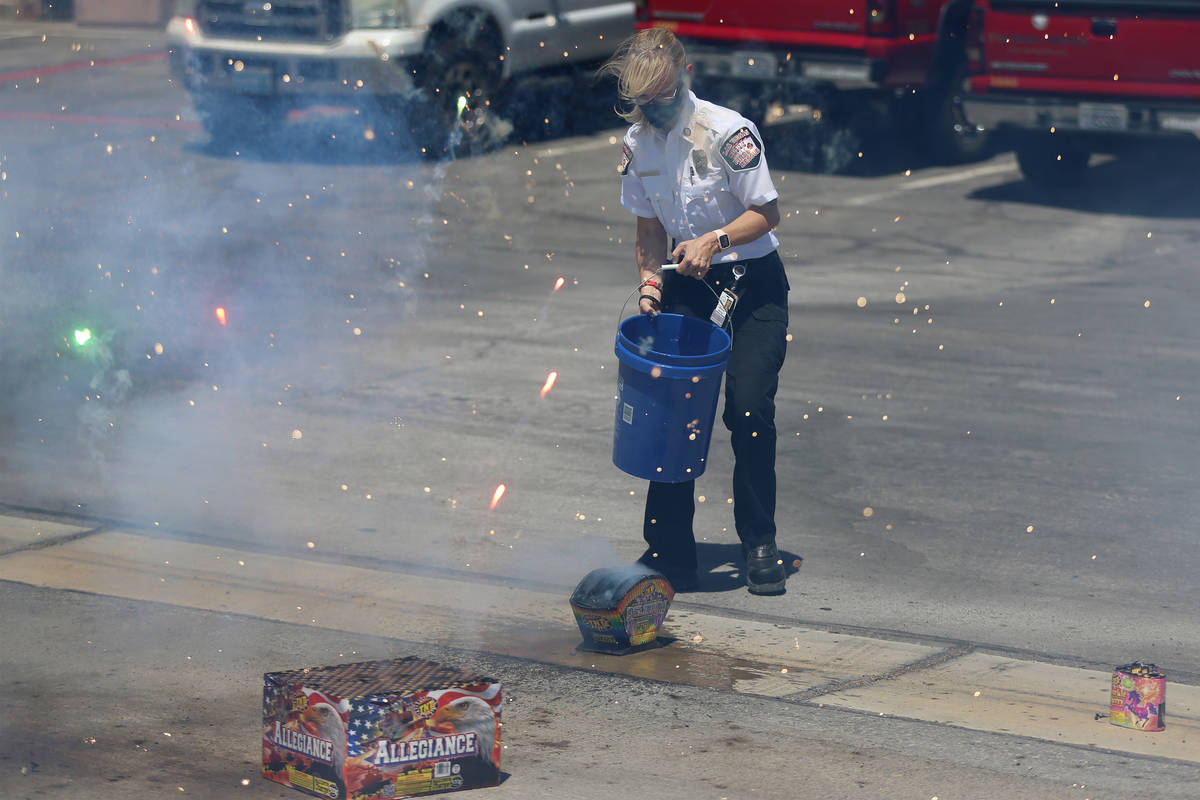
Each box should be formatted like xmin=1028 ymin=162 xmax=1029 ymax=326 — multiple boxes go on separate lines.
xmin=540 ymin=371 xmax=558 ymax=398
xmin=215 ymin=307 xmax=227 ymax=326
xmin=490 ymin=483 xmax=507 ymax=510
xmin=553 ymin=276 xmax=566 ymax=291
xmin=73 ymin=328 xmax=92 ymax=346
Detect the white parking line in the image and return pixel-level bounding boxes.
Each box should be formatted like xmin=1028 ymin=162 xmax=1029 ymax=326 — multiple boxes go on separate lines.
xmin=534 ymin=137 xmax=619 ymax=158
xmin=845 ymin=160 xmax=1018 ymax=207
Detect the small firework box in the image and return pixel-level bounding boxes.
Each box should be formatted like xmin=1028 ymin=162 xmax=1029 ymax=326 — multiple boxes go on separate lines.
xmin=262 ymin=657 xmax=501 ymax=799
xmin=1109 ymin=661 xmax=1166 ymax=731
xmin=570 ymin=566 xmax=674 ymax=654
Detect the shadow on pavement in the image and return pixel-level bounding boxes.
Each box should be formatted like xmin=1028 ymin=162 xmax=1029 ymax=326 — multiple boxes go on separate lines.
xmin=686 ymin=542 xmax=804 ymax=595
xmin=185 ymin=69 xmax=967 ymax=177
xmin=969 ymin=144 xmax=1200 ymax=218
xmin=185 ymin=69 xmax=625 ymax=166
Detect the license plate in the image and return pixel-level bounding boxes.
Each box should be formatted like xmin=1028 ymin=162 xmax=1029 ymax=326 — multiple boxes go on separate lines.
xmin=231 ymin=66 xmax=274 ymax=95
xmin=1078 ymin=102 xmax=1128 ymax=131
xmin=801 ymin=62 xmax=871 ymax=83
xmin=730 ymin=50 xmax=776 ymax=79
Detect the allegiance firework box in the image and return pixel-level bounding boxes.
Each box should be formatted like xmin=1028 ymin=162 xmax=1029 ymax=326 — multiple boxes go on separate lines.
xmin=570 ymin=566 xmax=674 ymax=654
xmin=1110 ymin=662 xmax=1166 ymax=731
xmin=262 ymin=657 xmax=501 ymax=799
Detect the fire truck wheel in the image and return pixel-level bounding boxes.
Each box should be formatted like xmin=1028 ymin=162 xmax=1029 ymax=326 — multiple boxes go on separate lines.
xmin=417 ymin=13 xmax=504 ymax=158
xmin=925 ymin=66 xmax=991 ymax=164
xmin=1015 ymin=140 xmax=1091 ymax=187
xmin=194 ymin=93 xmax=285 ymax=145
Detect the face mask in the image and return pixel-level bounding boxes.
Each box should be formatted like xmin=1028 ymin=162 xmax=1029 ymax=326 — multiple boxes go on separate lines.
xmin=640 ymin=84 xmax=685 ymax=131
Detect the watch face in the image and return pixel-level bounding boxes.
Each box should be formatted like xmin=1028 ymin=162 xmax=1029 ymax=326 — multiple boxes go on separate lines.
xmin=718 ymin=233 xmax=730 ymax=250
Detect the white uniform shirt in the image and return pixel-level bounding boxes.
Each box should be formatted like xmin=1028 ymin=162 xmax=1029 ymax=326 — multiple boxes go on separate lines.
xmin=618 ymin=92 xmax=780 ymax=263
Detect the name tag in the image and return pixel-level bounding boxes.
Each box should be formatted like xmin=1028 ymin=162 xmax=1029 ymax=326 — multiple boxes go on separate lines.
xmin=710 ymin=288 xmax=738 ymax=328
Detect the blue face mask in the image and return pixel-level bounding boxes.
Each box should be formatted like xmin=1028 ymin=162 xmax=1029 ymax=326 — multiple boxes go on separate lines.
xmin=639 ymin=83 xmax=685 ymax=131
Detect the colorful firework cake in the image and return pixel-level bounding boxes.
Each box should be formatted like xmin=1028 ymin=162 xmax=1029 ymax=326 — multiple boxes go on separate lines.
xmin=1110 ymin=662 xmax=1166 ymax=731
xmin=570 ymin=565 xmax=675 ymax=654
xmin=262 ymin=657 xmax=501 ymax=799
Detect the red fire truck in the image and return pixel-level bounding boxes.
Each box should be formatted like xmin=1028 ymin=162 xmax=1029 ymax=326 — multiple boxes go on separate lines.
xmin=959 ymin=0 xmax=1200 ymax=184
xmin=637 ymin=0 xmax=991 ymax=163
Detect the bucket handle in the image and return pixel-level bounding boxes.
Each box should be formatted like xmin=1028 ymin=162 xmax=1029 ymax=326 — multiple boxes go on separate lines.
xmin=617 ymin=264 xmax=732 ymax=343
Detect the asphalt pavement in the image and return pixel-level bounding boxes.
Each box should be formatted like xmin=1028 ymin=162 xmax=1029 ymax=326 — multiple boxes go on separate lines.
xmin=1 ymin=17 xmax=1199 ymax=800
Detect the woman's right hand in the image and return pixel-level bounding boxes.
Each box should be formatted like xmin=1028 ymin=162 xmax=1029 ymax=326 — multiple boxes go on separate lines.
xmin=639 ymin=281 xmax=662 ymax=316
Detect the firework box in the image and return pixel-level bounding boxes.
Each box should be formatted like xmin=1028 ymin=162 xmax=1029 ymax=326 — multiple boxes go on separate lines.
xmin=262 ymin=657 xmax=502 ymax=799
xmin=1109 ymin=662 xmax=1166 ymax=731
xmin=570 ymin=566 xmax=674 ymax=654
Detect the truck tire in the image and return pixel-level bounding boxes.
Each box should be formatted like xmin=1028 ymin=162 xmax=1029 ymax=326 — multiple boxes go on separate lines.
xmin=1015 ymin=139 xmax=1090 ymax=187
xmin=417 ymin=12 xmax=504 ymax=158
xmin=194 ymin=93 xmax=285 ymax=146
xmin=924 ymin=66 xmax=990 ymax=164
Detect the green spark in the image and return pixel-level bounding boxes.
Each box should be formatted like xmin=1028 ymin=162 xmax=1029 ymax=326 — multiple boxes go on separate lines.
xmin=74 ymin=328 xmax=92 ymax=346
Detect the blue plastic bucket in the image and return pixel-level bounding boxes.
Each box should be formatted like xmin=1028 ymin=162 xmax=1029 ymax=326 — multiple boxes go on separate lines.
xmin=613 ymin=313 xmax=732 ymax=482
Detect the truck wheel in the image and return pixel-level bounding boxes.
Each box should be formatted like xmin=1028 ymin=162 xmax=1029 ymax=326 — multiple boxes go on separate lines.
xmin=418 ymin=14 xmax=504 ymax=157
xmin=1015 ymin=140 xmax=1090 ymax=187
xmin=924 ymin=66 xmax=990 ymax=164
xmin=194 ymin=93 xmax=285 ymax=146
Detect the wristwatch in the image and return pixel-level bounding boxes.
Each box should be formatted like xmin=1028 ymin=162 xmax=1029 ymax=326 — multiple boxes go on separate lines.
xmin=714 ymin=229 xmax=731 ymax=251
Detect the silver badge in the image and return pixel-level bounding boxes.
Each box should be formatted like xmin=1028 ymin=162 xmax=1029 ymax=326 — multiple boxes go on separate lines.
xmin=691 ymin=148 xmax=708 ymax=175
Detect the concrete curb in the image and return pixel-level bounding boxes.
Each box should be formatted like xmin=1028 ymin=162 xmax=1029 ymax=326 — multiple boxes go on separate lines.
xmin=0 ymin=512 xmax=1195 ymax=766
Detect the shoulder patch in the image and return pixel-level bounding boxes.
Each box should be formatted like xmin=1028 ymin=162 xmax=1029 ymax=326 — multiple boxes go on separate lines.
xmin=617 ymin=143 xmax=633 ymax=176
xmin=720 ymin=126 xmax=762 ymax=171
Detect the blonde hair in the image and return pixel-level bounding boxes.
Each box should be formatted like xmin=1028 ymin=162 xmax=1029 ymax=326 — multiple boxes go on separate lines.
xmin=597 ymin=28 xmax=687 ymax=125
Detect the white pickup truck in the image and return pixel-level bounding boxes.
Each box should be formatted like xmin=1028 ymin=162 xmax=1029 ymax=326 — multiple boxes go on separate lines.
xmin=166 ymin=0 xmax=633 ymax=152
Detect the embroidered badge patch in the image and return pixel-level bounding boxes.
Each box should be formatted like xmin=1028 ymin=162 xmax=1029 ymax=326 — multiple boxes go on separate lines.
xmin=720 ymin=126 xmax=762 ymax=171
xmin=618 ymin=143 xmax=633 ymax=175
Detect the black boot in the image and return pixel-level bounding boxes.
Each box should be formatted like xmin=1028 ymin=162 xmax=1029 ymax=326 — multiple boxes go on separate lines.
xmin=743 ymin=544 xmax=786 ymax=594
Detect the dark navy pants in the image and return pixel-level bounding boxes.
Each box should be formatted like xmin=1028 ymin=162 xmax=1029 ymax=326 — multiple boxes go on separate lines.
xmin=642 ymin=250 xmax=789 ymax=571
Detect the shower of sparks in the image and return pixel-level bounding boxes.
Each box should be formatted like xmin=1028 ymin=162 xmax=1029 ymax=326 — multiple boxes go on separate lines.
xmin=553 ymin=276 xmax=566 ymax=291
xmin=490 ymin=483 xmax=507 ymax=510
xmin=215 ymin=307 xmax=227 ymax=326
xmin=540 ymin=371 xmax=558 ymax=398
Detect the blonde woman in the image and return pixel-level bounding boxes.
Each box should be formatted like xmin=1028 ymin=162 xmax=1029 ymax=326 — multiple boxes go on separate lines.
xmin=601 ymin=29 xmax=791 ymax=595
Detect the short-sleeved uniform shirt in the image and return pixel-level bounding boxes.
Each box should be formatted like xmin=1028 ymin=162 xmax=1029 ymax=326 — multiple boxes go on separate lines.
xmin=618 ymin=91 xmax=779 ymax=263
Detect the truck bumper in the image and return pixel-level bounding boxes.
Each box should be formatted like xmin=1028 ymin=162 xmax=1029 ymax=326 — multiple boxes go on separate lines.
xmin=685 ymin=41 xmax=887 ymax=93
xmin=963 ymin=93 xmax=1200 ymax=142
xmin=165 ymin=17 xmax=421 ymax=98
